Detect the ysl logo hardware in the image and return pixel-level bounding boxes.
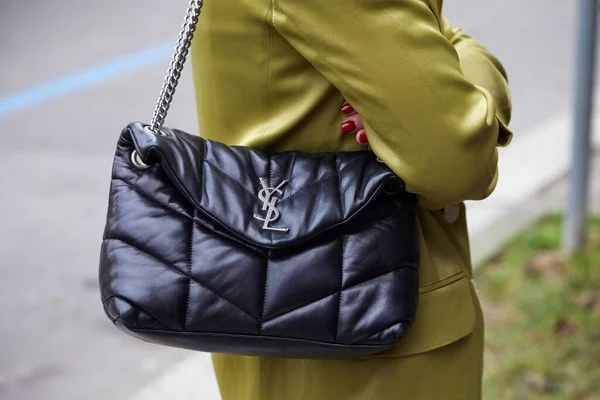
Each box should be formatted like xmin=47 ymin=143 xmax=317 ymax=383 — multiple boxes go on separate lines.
xmin=253 ymin=178 xmax=289 ymax=232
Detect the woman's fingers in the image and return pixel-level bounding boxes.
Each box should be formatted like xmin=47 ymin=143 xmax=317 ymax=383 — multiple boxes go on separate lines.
xmin=340 ymin=102 xmax=356 ymax=115
xmin=340 ymin=114 xmax=364 ymax=134
xmin=340 ymin=101 xmax=368 ymax=146
xmin=356 ymin=129 xmax=368 ymax=145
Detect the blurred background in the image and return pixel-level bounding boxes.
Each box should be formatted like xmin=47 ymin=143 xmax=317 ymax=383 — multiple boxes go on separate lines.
xmin=1 ymin=0 xmax=599 ymax=399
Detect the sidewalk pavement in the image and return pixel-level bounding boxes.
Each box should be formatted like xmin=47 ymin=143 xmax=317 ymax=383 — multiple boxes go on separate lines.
xmin=468 ymin=112 xmax=600 ymax=266
xmin=127 ymin=111 xmax=600 ymax=400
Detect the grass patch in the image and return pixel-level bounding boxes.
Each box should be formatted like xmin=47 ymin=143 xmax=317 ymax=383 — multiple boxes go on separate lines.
xmin=477 ymin=214 xmax=600 ymax=399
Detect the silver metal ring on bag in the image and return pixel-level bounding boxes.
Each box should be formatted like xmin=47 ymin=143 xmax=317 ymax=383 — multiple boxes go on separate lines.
xmin=131 ymin=150 xmax=150 ymax=169
xmin=143 ymin=124 xmax=168 ymax=136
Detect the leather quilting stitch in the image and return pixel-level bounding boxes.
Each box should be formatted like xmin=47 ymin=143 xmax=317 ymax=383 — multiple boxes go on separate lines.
xmin=112 ymin=177 xmax=267 ymax=256
xmin=348 ymin=214 xmax=400 ymax=234
xmin=279 ymin=172 xmax=338 ymax=202
xmin=340 ymin=266 xmax=414 ymax=292
xmin=259 ymin=264 xmax=412 ymax=324
xmin=260 ymin=291 xmax=337 ymax=324
xmin=200 ymin=139 xmax=206 ymax=204
xmin=335 ymin=235 xmax=345 ymax=342
xmin=267 ymin=153 xmax=272 ymax=185
xmin=103 ymin=236 xmax=260 ymax=322
xmin=112 ymin=177 xmax=193 ymax=220
xmin=204 ymin=223 xmax=267 ymax=256
xmin=337 ymin=153 xmax=365 ymax=174
xmin=260 ymin=250 xmax=271 ymax=333
xmin=285 ymin=152 xmax=297 ymax=185
xmin=184 ymin=210 xmax=195 ymax=330
xmin=350 ymin=319 xmax=410 ymax=345
xmin=104 ymin=295 xmax=171 ymax=329
xmin=277 ymin=154 xmax=366 ymax=203
xmin=203 ymin=160 xmax=257 ymax=199
xmin=334 ymin=155 xmax=345 ymax=217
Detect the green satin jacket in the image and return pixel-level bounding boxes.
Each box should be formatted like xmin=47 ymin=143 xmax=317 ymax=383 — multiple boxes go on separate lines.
xmin=190 ymin=0 xmax=512 ymax=395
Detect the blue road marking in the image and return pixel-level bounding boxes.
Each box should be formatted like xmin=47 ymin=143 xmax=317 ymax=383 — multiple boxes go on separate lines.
xmin=0 ymin=42 xmax=173 ymax=119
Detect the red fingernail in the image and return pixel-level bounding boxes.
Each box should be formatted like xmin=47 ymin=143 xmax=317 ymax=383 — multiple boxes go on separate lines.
xmin=357 ymin=132 xmax=368 ymax=145
xmin=341 ymin=121 xmax=356 ymax=133
xmin=341 ymin=103 xmax=354 ymax=114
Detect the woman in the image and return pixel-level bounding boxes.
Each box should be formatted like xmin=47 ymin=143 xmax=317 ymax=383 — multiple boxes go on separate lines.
xmin=190 ymin=0 xmax=512 ymax=398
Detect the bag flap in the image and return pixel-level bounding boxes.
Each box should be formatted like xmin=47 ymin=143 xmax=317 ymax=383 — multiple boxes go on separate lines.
xmin=122 ymin=122 xmax=404 ymax=249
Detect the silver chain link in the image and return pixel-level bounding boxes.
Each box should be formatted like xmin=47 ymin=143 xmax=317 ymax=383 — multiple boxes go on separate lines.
xmin=149 ymin=0 xmax=204 ymax=134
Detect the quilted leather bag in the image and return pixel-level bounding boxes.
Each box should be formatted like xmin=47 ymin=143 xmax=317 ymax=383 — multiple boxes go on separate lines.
xmin=98 ymin=0 xmax=419 ymax=359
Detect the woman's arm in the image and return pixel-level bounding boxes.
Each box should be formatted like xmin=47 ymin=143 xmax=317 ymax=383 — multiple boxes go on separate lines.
xmin=272 ymin=0 xmax=513 ymax=210
xmin=441 ymin=16 xmax=512 ymax=146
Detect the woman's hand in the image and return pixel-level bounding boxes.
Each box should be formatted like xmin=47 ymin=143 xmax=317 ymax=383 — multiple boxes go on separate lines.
xmin=340 ymin=102 xmax=369 ymax=146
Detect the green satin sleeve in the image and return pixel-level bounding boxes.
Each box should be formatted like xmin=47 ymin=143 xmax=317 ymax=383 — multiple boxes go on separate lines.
xmin=271 ymin=0 xmax=513 ymax=210
xmin=440 ymin=16 xmax=512 ymax=146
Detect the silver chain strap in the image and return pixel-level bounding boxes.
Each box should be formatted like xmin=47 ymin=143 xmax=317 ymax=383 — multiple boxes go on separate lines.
xmin=149 ymin=0 xmax=204 ymax=134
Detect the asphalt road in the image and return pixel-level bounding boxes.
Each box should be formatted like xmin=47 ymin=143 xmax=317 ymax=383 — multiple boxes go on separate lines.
xmin=0 ymin=1 xmax=583 ymax=399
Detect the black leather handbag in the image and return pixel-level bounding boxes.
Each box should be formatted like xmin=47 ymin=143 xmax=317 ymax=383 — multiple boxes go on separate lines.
xmin=99 ymin=0 xmax=419 ymax=359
